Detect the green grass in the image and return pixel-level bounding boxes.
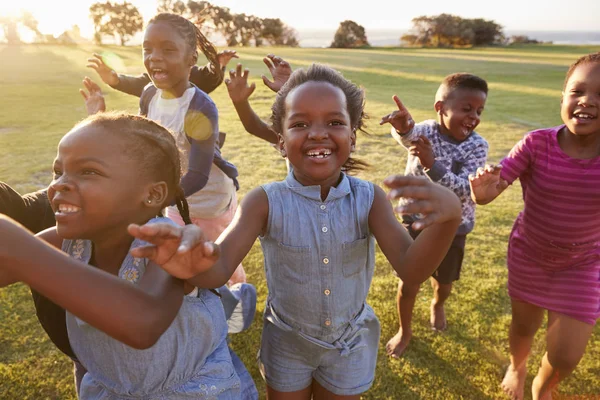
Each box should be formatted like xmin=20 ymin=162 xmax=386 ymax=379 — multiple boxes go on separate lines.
xmin=1 ymin=43 xmax=599 ymax=399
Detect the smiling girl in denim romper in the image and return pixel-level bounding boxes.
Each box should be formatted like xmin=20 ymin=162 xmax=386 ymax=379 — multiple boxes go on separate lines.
xmin=137 ymin=64 xmax=463 ymax=399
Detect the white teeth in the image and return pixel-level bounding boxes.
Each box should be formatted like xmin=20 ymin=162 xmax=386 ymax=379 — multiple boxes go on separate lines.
xmin=575 ymin=113 xmax=594 ymax=119
xmin=58 ymin=204 xmax=81 ymax=214
xmin=307 ymin=149 xmax=332 ymax=157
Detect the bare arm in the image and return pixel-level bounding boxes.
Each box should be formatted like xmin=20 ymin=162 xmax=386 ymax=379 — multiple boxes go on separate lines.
xmin=370 ymin=176 xmax=461 ymax=285
xmin=469 ymin=165 xmax=509 ymax=205
xmin=130 ymin=187 xmax=269 ymax=288
xmin=0 ymin=216 xmax=184 ymax=349
xmin=225 ymin=64 xmax=278 ymax=144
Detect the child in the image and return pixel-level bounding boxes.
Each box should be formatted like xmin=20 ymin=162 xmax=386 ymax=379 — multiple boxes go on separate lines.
xmin=131 ymin=64 xmax=464 ymax=399
xmin=470 ymin=53 xmax=600 ymax=400
xmin=380 ymin=73 xmax=489 ymax=357
xmin=0 ymin=113 xmax=241 ymax=399
xmin=81 ymin=12 xmax=246 ymax=285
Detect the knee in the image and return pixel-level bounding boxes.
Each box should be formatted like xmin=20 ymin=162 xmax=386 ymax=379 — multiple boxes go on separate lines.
xmin=433 ymin=282 xmax=452 ymax=298
xmin=511 ymin=318 xmax=540 ymax=337
xmin=547 ymin=350 xmax=583 ymax=374
xmin=399 ymin=281 xmax=420 ymax=298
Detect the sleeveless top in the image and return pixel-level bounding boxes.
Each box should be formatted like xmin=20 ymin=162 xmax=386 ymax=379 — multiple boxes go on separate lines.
xmin=63 ymin=217 xmax=240 ymax=399
xmin=260 ymin=172 xmax=376 ymax=343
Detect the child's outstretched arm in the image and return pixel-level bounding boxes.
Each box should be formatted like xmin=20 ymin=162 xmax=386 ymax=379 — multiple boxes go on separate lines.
xmin=370 ymin=175 xmax=462 ymax=284
xmin=261 ymin=54 xmax=292 ymax=93
xmin=131 ymin=187 xmax=268 ymax=288
xmin=225 ymin=63 xmax=278 ymax=144
xmin=79 ymin=77 xmax=106 ymax=115
xmin=87 ymin=52 xmax=235 ymax=98
xmin=0 ymin=216 xmax=185 ymax=349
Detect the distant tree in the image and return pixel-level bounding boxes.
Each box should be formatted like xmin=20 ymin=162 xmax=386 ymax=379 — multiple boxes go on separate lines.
xmin=331 ymin=20 xmax=369 ymax=48
xmin=509 ymin=35 xmax=542 ymax=45
xmin=156 ymin=0 xmax=187 ymax=14
xmin=0 ymin=18 xmax=20 ymax=44
xmin=20 ymin=11 xmax=42 ymax=41
xmin=261 ymin=18 xmax=299 ymax=46
xmin=401 ymin=14 xmax=504 ymax=47
xmin=89 ymin=1 xmax=144 ymax=46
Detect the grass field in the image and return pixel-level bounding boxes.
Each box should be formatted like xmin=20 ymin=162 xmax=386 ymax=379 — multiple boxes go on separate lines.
xmin=1 ymin=43 xmax=599 ymax=399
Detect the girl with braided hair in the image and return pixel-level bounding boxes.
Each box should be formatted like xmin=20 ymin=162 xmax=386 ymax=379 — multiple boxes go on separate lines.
xmin=0 ymin=113 xmax=241 ymax=398
xmin=81 ymin=12 xmax=247 ymax=285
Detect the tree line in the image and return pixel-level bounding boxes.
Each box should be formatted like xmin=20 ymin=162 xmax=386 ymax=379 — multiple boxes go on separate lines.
xmin=89 ymin=0 xmax=299 ymax=47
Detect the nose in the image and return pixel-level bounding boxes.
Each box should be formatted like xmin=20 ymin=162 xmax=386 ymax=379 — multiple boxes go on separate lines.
xmin=149 ymin=49 xmax=163 ymax=62
xmin=49 ymin=174 xmax=72 ymax=193
xmin=308 ymin=124 xmax=328 ymax=140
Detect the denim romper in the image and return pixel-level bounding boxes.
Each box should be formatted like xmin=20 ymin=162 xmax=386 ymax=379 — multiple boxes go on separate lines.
xmin=258 ymin=173 xmax=380 ymax=395
xmin=63 ymin=218 xmax=241 ymax=399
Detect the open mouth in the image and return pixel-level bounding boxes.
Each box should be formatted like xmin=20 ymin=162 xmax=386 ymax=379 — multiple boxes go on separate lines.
xmin=461 ymin=123 xmax=475 ymax=135
xmin=54 ymin=203 xmax=82 ymax=217
xmin=151 ymin=68 xmax=168 ymax=81
xmin=306 ymin=148 xmax=333 ymax=159
xmin=573 ymin=112 xmax=597 ymax=122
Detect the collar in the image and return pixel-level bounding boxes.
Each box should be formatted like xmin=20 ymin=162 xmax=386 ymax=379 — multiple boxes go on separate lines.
xmin=284 ymin=171 xmax=351 ymax=202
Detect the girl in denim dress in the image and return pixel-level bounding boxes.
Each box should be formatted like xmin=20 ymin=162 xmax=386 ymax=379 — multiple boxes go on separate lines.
xmin=132 ymin=64 xmax=463 ymax=399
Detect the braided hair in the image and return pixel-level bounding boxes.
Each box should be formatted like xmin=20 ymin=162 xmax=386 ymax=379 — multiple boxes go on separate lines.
xmin=149 ymin=13 xmax=222 ymax=80
xmin=76 ymin=112 xmax=192 ymax=225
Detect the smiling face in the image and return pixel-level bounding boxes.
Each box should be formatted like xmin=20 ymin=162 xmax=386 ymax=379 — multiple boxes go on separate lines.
xmin=561 ymin=62 xmax=600 ymax=137
xmin=280 ymin=81 xmax=355 ymax=187
xmin=436 ymin=88 xmax=487 ymax=142
xmin=47 ymin=124 xmax=154 ymax=241
xmin=143 ymin=21 xmax=195 ymax=97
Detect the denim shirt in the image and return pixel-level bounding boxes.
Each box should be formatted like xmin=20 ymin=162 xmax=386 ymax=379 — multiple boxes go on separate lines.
xmin=260 ymin=172 xmax=376 ymax=343
xmin=63 ymin=217 xmax=240 ymax=399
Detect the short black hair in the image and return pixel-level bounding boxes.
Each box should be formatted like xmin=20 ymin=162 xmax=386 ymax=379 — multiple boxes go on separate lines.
xmin=435 ymin=73 xmax=488 ymax=103
xmin=564 ymin=52 xmax=600 ymax=89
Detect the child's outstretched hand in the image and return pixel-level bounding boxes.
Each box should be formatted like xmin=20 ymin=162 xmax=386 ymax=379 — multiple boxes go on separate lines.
xmin=128 ymin=222 xmax=219 ymax=280
xmin=469 ymin=165 xmax=508 ymax=205
xmin=380 ymin=95 xmax=415 ymax=134
xmin=262 ymin=54 xmax=292 ymax=92
xmin=384 ymin=175 xmax=461 ymax=230
xmin=86 ymin=53 xmax=119 ymax=87
xmin=79 ymin=77 xmax=106 ymax=115
xmin=225 ymin=63 xmax=256 ymax=104
xmin=409 ymin=136 xmax=435 ymax=169
xmin=217 ymin=50 xmax=239 ymax=69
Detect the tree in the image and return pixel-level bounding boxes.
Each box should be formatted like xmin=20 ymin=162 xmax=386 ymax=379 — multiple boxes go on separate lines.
xmin=401 ymin=14 xmax=504 ymax=48
xmin=330 ymin=20 xmax=369 ymax=48
xmin=89 ymin=1 xmax=144 ymax=45
xmin=156 ymin=0 xmax=187 ymax=14
xmin=261 ymin=18 xmax=299 ymax=46
xmin=0 ymin=18 xmax=20 ymax=44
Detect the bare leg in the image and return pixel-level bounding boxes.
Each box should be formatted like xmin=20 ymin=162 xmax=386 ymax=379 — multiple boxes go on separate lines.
xmin=312 ymin=380 xmax=361 ymax=400
xmin=386 ymin=279 xmax=420 ymax=358
xmin=501 ymin=299 xmax=545 ymax=400
xmin=531 ymin=312 xmax=594 ymax=400
xmin=430 ymin=278 xmax=452 ymax=331
xmin=266 ymin=383 xmax=312 ymax=400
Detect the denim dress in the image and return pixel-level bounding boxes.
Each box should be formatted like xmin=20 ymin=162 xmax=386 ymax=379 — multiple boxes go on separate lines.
xmin=258 ymin=172 xmax=380 ymax=394
xmin=63 ymin=217 xmax=241 ymax=399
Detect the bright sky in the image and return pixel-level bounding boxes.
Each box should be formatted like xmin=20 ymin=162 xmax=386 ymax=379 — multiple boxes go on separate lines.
xmin=0 ymin=0 xmax=598 ymax=39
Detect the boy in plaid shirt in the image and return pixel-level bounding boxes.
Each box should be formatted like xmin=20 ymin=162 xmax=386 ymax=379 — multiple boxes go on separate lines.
xmin=380 ymin=73 xmax=489 ymax=357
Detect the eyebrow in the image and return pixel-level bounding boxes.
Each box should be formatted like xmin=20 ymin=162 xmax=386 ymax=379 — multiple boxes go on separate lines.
xmin=288 ymin=111 xmax=349 ymax=119
xmin=143 ymin=40 xmax=177 ymax=46
xmin=72 ymin=157 xmax=110 ymax=167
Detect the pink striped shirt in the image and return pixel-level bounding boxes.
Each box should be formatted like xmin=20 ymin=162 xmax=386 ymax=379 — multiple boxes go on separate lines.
xmin=501 ymin=126 xmax=600 ymax=256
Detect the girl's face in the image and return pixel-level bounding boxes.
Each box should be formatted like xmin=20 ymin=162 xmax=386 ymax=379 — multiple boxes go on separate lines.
xmin=280 ymin=81 xmax=355 ymax=187
xmin=143 ymin=21 xmax=195 ymax=97
xmin=561 ymin=62 xmax=600 ymax=137
xmin=48 ymin=125 xmax=154 ymax=241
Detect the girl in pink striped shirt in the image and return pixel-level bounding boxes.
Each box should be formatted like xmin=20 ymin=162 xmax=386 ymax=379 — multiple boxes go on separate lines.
xmin=470 ymin=52 xmax=600 ymax=400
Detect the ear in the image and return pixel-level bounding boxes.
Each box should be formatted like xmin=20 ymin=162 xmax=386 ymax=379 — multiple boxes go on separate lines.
xmin=350 ymin=129 xmax=357 ymax=152
xmin=144 ymin=181 xmax=168 ymax=208
xmin=278 ymin=134 xmax=287 ymax=158
xmin=434 ymin=100 xmax=444 ymax=115
xmin=560 ymin=91 xmax=564 ymax=105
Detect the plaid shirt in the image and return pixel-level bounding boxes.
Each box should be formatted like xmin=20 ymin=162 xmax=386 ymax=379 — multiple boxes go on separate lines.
xmin=392 ymin=119 xmax=489 ymax=234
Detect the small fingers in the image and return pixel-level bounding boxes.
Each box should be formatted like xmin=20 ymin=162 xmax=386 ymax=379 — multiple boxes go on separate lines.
xmin=387 ymin=185 xmax=431 ymax=201
xmin=235 ymin=63 xmax=243 ymax=77
xmin=242 ymin=68 xmax=250 ymax=80
xmin=395 ymin=200 xmax=434 ymax=216
xmin=383 ymin=174 xmax=429 ymax=190
xmin=392 ymin=95 xmax=407 ymax=112
xmin=79 ymin=89 xmax=89 ymax=101
xmin=176 ymin=224 xmax=202 ymax=253
xmin=130 ymin=245 xmax=158 ymax=260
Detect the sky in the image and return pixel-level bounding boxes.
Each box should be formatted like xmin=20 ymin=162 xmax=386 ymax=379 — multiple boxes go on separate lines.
xmin=0 ymin=0 xmax=598 ymax=40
